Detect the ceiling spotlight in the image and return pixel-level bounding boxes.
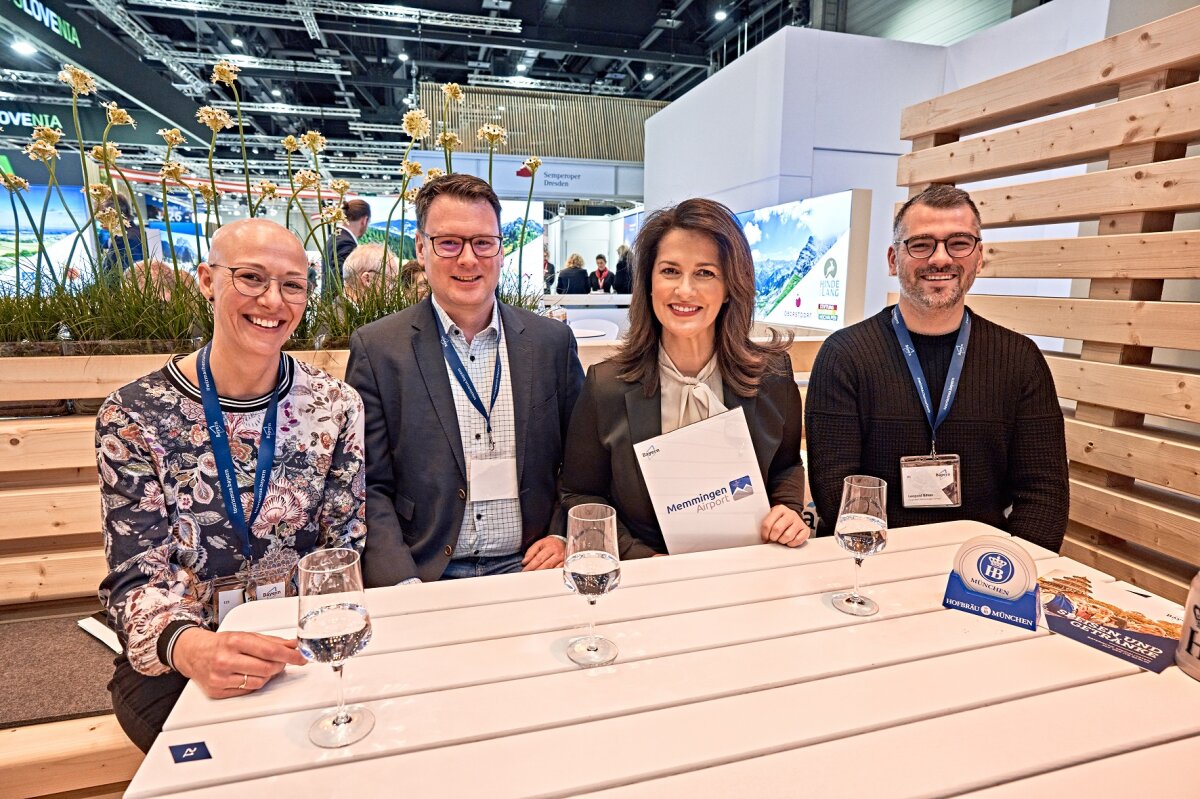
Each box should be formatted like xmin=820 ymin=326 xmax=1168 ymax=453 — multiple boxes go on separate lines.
xmin=252 ymin=147 xmax=260 ymax=154
xmin=516 ymin=63 xmax=527 ymax=72
xmin=643 ymin=71 xmax=655 ymax=81
xmin=11 ymin=39 xmax=37 ymax=56
xmin=230 ymin=37 xmax=244 ymax=47
xmin=398 ymin=53 xmax=410 ymax=62
xmin=714 ymin=9 xmax=728 ymax=21
xmin=271 ymin=88 xmax=282 ymax=97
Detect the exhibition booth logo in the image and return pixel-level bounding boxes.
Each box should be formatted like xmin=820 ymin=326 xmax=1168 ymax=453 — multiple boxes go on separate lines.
xmin=0 ymin=105 xmax=64 ymax=131
xmin=13 ymin=0 xmax=82 ymax=48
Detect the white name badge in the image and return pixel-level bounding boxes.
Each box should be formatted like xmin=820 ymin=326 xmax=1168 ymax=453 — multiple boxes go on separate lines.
xmin=900 ymin=453 xmax=962 ymax=507
xmin=469 ymin=456 xmax=519 ymax=502
xmin=215 ymin=586 xmax=245 ymax=626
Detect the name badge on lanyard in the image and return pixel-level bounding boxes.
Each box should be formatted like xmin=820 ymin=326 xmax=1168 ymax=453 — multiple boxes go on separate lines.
xmin=198 ymin=343 xmax=285 ymax=622
xmin=434 ymin=309 xmax=520 ymax=503
xmin=892 ymin=307 xmax=969 ymax=509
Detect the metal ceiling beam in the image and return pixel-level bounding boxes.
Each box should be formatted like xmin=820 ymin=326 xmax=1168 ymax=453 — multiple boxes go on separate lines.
xmin=161 ymin=52 xmax=351 ymax=76
xmin=467 ymin=75 xmax=625 ymax=96
xmin=208 ymin=100 xmax=362 ymax=119
xmin=120 ymin=8 xmax=708 ymax=68
xmin=84 ymin=0 xmax=209 ymax=95
xmin=1 ymin=0 xmax=209 ymax=143
xmin=124 ymin=0 xmax=523 ymax=32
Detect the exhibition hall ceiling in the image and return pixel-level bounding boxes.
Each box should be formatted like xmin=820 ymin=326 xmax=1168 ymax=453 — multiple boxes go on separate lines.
xmin=0 ymin=0 xmax=1042 ymax=193
xmin=2 ymin=0 xmax=782 ymax=139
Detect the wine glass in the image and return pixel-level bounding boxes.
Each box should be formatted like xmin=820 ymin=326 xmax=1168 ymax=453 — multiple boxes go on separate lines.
xmin=297 ymin=548 xmax=374 ymax=748
xmin=831 ymin=475 xmax=888 ymax=617
xmin=563 ymin=504 xmax=621 ymax=667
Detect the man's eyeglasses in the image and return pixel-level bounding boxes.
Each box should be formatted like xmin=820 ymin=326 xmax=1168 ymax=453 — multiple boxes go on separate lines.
xmin=212 ymin=264 xmax=309 ymax=304
xmin=895 ymin=233 xmax=981 ymax=260
xmin=421 ymin=232 xmax=503 ymax=258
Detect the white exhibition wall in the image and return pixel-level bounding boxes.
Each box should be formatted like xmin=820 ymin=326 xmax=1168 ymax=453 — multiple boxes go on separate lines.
xmin=644 ymin=0 xmax=1186 ymax=335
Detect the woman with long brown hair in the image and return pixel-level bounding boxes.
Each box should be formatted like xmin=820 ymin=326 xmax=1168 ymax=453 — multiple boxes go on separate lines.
xmin=560 ymin=198 xmax=808 ymax=558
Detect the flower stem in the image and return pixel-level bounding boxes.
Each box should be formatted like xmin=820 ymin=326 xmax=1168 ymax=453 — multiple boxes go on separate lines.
xmin=206 ymin=131 xmax=223 ymax=228
xmin=381 ymin=182 xmax=406 ymax=279
xmin=187 ymin=188 xmax=204 ymax=258
xmin=311 ymin=151 xmax=328 ymax=257
xmin=49 ymin=172 xmax=83 ymax=280
xmin=284 ymin=152 xmax=296 ymax=231
xmin=160 ymin=143 xmax=179 ymax=274
xmin=232 ymin=84 xmax=253 ymax=216
xmin=71 ymin=95 xmax=103 ymax=267
xmin=161 ymin=179 xmax=179 ymax=273
xmin=516 ymin=166 xmax=536 ymax=298
xmin=7 ymin=189 xmax=20 ymax=296
xmin=112 ymin=163 xmax=151 ymax=273
xmin=442 ymin=98 xmax=452 ymax=173
xmin=34 ymin=166 xmax=54 ymax=295
xmin=99 ymin=123 xmax=136 ymax=274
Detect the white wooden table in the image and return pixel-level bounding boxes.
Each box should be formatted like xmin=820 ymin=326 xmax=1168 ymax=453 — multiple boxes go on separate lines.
xmin=125 ymin=521 xmax=1200 ymax=798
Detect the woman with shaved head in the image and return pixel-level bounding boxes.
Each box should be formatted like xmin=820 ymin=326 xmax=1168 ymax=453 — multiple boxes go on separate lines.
xmin=96 ymin=219 xmax=368 ymax=751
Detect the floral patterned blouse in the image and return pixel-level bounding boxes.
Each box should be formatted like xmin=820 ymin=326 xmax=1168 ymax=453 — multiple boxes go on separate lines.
xmin=97 ymin=355 xmax=367 ymax=676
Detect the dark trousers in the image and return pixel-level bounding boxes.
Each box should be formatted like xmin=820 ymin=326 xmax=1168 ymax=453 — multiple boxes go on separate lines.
xmin=109 ymin=655 xmax=188 ymax=753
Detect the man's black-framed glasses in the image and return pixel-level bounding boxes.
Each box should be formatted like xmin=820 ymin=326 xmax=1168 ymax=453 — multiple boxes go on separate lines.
xmin=212 ymin=264 xmax=309 ymax=304
xmin=421 ymin=232 xmax=503 ymax=258
xmin=896 ymin=233 xmax=981 ymax=260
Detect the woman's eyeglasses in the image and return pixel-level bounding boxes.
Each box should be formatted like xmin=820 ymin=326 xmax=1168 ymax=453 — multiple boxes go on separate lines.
xmin=212 ymin=264 xmax=309 ymax=304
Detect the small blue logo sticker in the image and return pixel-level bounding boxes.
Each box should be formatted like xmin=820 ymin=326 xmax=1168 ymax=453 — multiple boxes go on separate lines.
xmin=729 ymin=475 xmax=754 ymax=501
xmin=170 ymin=742 xmax=212 ymax=763
xmin=977 ymin=552 xmax=1014 ymax=584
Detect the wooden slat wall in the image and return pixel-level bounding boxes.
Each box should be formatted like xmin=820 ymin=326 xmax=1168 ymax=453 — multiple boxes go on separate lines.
xmin=898 ymin=6 xmax=1200 ymax=601
xmin=416 ymin=82 xmax=667 ymax=163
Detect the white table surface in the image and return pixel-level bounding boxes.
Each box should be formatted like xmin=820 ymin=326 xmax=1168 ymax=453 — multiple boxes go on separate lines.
xmin=570 ymin=328 xmax=607 ymax=339
xmin=126 ymin=521 xmax=1200 ymax=798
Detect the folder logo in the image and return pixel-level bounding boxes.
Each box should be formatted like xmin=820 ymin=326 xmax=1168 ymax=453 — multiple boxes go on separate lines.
xmin=729 ymin=475 xmax=754 ymax=501
xmin=169 ymin=742 xmax=212 ymax=763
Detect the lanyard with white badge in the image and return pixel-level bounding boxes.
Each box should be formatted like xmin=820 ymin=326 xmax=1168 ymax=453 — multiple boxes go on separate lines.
xmin=433 ymin=310 xmax=519 ymax=504
xmin=892 ymin=306 xmax=970 ymax=508
xmin=197 ymin=343 xmax=285 ymax=622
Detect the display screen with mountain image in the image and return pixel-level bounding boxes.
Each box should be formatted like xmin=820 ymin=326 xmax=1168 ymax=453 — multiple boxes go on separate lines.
xmin=362 ymin=197 xmax=544 ymax=289
xmin=736 ymin=191 xmax=855 ymax=332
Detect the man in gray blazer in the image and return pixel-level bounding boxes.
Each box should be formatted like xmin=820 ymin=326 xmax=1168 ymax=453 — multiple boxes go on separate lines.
xmin=347 ymin=174 xmax=584 ymax=586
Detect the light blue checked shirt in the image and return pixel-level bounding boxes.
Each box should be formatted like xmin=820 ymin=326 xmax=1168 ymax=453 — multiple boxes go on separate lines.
xmin=430 ymin=296 xmax=524 ymax=559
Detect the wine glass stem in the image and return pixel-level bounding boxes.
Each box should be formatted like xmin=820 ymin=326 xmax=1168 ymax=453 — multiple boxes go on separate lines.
xmin=586 ymin=598 xmax=598 ymax=652
xmin=332 ymin=663 xmax=350 ymax=726
xmin=852 ymin=557 xmax=864 ymax=599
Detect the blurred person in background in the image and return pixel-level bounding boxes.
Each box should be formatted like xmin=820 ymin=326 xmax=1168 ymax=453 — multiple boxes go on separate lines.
xmin=321 ymin=199 xmax=371 ymax=299
xmin=555 ymin=252 xmax=589 ymax=295
xmin=341 ymin=242 xmax=399 ymax=305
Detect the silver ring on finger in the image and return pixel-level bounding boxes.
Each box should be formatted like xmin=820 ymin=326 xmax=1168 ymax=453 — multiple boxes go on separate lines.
xmin=238 ymin=673 xmax=249 ymax=690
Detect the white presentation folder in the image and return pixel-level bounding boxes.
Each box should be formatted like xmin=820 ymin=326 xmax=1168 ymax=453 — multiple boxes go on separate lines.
xmin=634 ymin=406 xmax=770 ymax=554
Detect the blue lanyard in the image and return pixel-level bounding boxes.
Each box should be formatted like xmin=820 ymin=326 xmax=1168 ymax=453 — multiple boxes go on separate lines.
xmin=197 ymin=343 xmax=283 ymax=561
xmin=433 ymin=307 xmax=502 ymax=448
xmin=891 ymin=306 xmax=971 ymax=452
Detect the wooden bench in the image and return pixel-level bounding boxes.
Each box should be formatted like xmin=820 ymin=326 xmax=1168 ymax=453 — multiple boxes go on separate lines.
xmin=896 ymin=5 xmax=1200 ymax=601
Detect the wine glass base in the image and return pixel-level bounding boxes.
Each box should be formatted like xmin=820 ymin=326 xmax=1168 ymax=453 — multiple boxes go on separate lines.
xmin=832 ymin=591 xmax=879 ymax=617
xmin=309 ymin=705 xmax=375 ymax=748
xmin=567 ymin=634 xmax=618 ymax=667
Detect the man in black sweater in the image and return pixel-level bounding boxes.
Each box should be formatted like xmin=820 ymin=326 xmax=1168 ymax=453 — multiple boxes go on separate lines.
xmin=805 ymin=185 xmax=1067 ymax=552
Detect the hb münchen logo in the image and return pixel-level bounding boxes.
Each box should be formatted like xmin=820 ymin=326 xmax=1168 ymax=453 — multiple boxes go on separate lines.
xmin=977 ymin=552 xmax=1014 ymax=584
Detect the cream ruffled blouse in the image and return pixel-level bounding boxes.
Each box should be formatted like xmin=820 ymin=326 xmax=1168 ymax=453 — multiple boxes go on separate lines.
xmin=658 ymin=345 xmax=727 ymax=434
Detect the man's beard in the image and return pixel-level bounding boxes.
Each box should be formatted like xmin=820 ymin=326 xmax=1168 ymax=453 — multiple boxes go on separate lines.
xmin=899 ymin=265 xmax=967 ymax=311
